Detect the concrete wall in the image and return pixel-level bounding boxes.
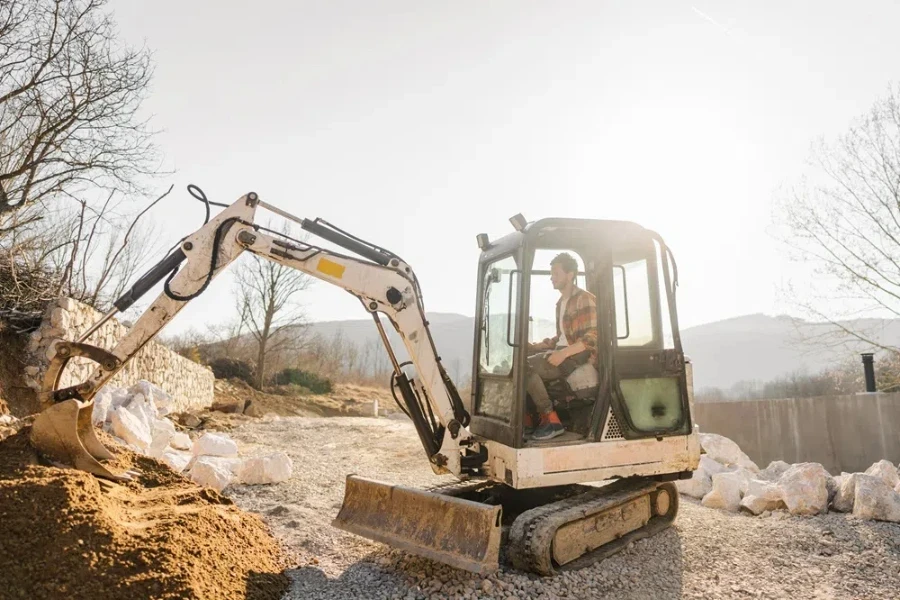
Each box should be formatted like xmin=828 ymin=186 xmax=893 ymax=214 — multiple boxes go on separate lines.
xmin=694 ymin=393 xmax=900 ymax=475
xmin=22 ymin=298 xmax=214 ymax=414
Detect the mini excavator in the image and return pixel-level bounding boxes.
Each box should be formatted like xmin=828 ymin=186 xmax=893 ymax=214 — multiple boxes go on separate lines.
xmin=30 ymin=187 xmax=700 ymax=575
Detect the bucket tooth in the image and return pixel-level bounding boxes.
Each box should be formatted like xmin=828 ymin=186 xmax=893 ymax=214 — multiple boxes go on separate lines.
xmin=30 ymin=399 xmax=131 ymax=481
xmin=333 ymin=475 xmax=501 ymax=574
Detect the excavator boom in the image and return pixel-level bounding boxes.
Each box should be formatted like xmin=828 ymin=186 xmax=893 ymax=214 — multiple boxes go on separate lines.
xmin=30 ymin=189 xmax=500 ymax=572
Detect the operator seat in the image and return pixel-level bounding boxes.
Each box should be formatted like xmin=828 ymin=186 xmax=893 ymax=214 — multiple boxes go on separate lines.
xmin=544 ymin=362 xmax=599 ymax=435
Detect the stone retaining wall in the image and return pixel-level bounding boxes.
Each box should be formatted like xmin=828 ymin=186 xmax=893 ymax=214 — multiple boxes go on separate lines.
xmin=23 ymin=298 xmax=214 ymax=413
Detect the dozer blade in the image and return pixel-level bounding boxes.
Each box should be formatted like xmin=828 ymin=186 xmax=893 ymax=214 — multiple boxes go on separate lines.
xmin=30 ymin=399 xmax=131 ymax=481
xmin=333 ymin=475 xmax=502 ymax=574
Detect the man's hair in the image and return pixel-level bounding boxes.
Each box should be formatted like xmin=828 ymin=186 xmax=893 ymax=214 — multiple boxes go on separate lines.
xmin=550 ymin=252 xmax=578 ymax=276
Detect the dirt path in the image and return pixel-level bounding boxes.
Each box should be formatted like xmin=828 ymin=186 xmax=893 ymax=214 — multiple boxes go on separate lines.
xmin=224 ymin=416 xmax=900 ymax=600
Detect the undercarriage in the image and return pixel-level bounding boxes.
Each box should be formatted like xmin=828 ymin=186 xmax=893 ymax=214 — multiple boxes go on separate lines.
xmin=334 ymin=475 xmax=680 ymax=576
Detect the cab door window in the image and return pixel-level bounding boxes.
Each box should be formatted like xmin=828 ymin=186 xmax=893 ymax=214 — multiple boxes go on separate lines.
xmin=475 ymin=255 xmax=518 ymax=422
xmin=613 ymin=258 xmax=654 ymax=347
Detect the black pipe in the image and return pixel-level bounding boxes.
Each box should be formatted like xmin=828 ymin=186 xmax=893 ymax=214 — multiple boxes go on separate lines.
xmin=113 ymin=248 xmax=187 ymax=312
xmin=862 ymin=353 xmax=876 ymax=393
xmin=301 ymin=218 xmax=392 ymax=266
xmin=394 ymin=372 xmax=441 ymax=458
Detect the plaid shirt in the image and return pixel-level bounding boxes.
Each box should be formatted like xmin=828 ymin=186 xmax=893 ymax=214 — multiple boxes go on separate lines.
xmin=543 ymin=287 xmax=599 ymax=365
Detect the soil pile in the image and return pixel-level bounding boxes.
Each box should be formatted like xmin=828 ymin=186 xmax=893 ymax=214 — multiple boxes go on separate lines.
xmin=0 ymin=428 xmax=289 ymax=600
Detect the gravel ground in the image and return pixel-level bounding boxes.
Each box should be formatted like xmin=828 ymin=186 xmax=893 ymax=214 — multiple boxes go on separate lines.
xmin=225 ymin=416 xmax=900 ymax=600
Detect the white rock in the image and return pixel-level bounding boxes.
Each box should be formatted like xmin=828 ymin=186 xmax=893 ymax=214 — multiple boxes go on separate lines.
xmin=59 ymin=297 xmax=78 ymax=312
xmin=109 ymin=388 xmax=132 ymax=412
xmin=676 ymin=472 xmax=711 ymax=499
xmin=127 ymin=392 xmax=159 ymax=422
xmin=702 ymin=454 xmax=728 ymax=476
xmin=853 ymin=474 xmax=900 ymax=522
xmin=160 ymin=449 xmax=192 ymax=473
xmin=128 ymin=381 xmax=155 ymax=401
xmin=730 ymin=466 xmax=755 ymax=492
xmin=108 ymin=434 xmax=130 ymax=447
xmin=237 ymin=452 xmax=293 ymax=485
xmin=128 ymin=380 xmax=173 ymax=415
xmin=740 ymin=479 xmax=786 ymax=515
xmin=833 ymin=473 xmax=845 ymax=490
xmin=832 ymin=473 xmax=859 ymax=513
xmin=0 ymin=415 xmax=16 ymax=426
xmin=193 ymin=432 xmax=238 ymax=458
xmin=676 ymin=455 xmax=726 ymax=499
xmin=91 ymin=390 xmax=112 ymax=426
xmin=699 ymin=433 xmax=760 ymax=473
xmin=894 ymin=481 xmax=900 ymax=494
xmin=864 ymin=460 xmax=900 ymax=489
xmin=701 ymin=471 xmax=747 ymax=512
xmin=49 ymin=307 xmax=70 ymax=330
xmin=825 ymin=472 xmax=840 ymax=505
xmin=760 ymin=460 xmax=791 ymax=482
xmin=170 ymin=432 xmax=193 ymax=451
xmin=189 ymin=459 xmax=233 ymax=492
xmin=214 ymin=456 xmax=243 ymax=474
xmin=148 ymin=418 xmax=176 ymax=458
xmin=189 ymin=455 xmax=243 ymax=475
xmin=109 ymin=407 xmax=152 ymax=451
xmin=779 ymin=462 xmax=830 ymax=515
xmin=122 ymin=401 xmax=153 ymax=436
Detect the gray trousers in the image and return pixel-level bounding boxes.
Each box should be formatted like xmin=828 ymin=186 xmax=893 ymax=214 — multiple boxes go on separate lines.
xmin=525 ymin=350 xmax=590 ymax=414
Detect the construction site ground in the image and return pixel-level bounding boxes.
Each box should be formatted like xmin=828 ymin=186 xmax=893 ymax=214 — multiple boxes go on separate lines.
xmin=224 ymin=415 xmax=900 ymax=600
xmin=169 ymin=380 xmax=400 ymax=432
xmin=4 ymin=392 xmax=900 ymax=599
xmin=208 ymin=380 xmax=396 ymax=420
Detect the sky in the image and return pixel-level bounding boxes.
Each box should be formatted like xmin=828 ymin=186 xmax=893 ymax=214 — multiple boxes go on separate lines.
xmin=106 ymin=0 xmax=900 ymax=335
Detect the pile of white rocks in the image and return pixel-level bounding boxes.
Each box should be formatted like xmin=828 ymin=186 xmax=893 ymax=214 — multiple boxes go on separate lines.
xmin=678 ymin=433 xmax=900 ymax=522
xmin=93 ymin=380 xmax=292 ymax=492
xmin=0 ymin=413 xmax=21 ymax=441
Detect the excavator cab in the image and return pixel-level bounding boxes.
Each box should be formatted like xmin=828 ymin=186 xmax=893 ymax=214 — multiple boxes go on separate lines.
xmin=469 ymin=217 xmax=693 ymax=450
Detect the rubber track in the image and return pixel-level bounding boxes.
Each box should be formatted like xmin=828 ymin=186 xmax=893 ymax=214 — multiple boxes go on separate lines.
xmin=507 ymin=479 xmax=679 ymax=576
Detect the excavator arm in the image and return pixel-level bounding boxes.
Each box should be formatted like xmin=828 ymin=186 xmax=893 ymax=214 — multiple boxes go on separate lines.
xmin=32 ymin=190 xmax=478 ymax=480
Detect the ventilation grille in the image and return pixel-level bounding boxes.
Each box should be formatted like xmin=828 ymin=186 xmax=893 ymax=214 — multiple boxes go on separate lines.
xmin=601 ymin=408 xmax=625 ymax=441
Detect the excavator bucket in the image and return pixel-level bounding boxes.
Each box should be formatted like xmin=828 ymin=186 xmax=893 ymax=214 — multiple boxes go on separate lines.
xmin=30 ymin=399 xmax=131 ymax=481
xmin=333 ymin=475 xmax=502 ymax=573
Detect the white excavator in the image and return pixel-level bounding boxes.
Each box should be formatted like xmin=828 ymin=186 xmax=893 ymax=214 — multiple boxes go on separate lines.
xmin=30 ymin=187 xmax=700 ymax=575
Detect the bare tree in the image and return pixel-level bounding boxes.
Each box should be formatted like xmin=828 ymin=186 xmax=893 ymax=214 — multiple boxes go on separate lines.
xmin=0 ymin=0 xmax=159 ymax=232
xmin=234 ymin=228 xmax=313 ymax=389
xmin=0 ymin=184 xmax=169 ymax=324
xmin=52 ymin=186 xmax=171 ymax=307
xmin=777 ymin=83 xmax=900 ymax=365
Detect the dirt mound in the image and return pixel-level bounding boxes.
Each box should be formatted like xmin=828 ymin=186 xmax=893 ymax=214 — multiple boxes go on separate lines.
xmin=0 ymin=429 xmax=289 ymax=600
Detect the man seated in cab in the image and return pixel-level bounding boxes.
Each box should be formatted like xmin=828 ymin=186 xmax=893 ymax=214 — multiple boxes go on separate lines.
xmin=525 ymin=252 xmax=599 ymax=440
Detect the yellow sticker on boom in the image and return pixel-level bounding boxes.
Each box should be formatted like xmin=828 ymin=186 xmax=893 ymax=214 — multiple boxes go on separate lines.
xmin=316 ymin=257 xmax=346 ymax=279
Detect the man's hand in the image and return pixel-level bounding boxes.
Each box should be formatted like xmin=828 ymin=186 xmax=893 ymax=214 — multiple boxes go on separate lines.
xmin=547 ymin=349 xmax=568 ymax=367
xmin=528 ymin=341 xmax=549 ymax=354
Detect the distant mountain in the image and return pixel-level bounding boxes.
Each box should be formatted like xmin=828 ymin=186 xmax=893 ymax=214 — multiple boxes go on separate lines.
xmin=300 ymin=312 xmax=900 ymax=391
xmin=682 ymin=314 xmax=900 ymax=390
